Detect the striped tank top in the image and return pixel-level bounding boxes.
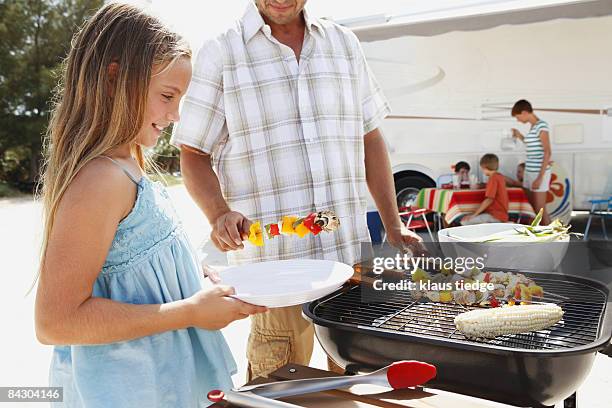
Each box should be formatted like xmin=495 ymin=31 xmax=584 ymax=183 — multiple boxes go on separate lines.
xmin=524 ymin=120 xmax=551 ymax=172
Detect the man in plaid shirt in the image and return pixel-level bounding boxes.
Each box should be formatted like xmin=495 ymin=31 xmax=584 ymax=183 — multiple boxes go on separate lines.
xmin=172 ymin=0 xmax=422 ymax=380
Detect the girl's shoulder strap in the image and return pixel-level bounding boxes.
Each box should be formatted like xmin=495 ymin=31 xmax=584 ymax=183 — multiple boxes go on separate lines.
xmin=99 ymin=155 xmax=141 ymax=185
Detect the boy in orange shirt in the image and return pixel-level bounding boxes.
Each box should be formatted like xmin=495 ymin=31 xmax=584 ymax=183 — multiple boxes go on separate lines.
xmin=462 ymin=154 xmax=509 ymax=225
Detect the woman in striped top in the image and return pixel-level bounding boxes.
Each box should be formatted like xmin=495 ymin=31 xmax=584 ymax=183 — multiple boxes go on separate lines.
xmin=511 ymin=99 xmax=552 ymax=225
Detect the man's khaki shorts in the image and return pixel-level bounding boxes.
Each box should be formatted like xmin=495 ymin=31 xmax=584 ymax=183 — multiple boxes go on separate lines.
xmin=246 ymin=304 xmax=314 ymax=381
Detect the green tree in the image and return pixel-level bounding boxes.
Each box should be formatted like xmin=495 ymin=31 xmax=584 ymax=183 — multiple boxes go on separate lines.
xmin=0 ymin=0 xmax=103 ymax=190
xmin=151 ymin=127 xmax=181 ymax=174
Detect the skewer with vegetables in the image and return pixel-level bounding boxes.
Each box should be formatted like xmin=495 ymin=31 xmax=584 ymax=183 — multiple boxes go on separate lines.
xmin=247 ymin=210 xmax=340 ymax=247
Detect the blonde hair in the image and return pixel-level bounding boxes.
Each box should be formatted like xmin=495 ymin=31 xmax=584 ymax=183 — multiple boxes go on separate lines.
xmin=34 ymin=3 xmax=191 ymax=291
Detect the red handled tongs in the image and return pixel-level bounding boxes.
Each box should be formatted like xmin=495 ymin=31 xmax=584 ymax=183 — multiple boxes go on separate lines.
xmin=208 ymin=360 xmax=437 ymax=407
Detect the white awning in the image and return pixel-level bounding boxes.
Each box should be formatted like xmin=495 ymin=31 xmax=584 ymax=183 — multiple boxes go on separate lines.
xmin=340 ymin=0 xmax=612 ymax=41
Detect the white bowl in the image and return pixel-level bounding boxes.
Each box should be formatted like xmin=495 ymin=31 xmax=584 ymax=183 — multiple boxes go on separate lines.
xmin=438 ymin=223 xmax=569 ymax=272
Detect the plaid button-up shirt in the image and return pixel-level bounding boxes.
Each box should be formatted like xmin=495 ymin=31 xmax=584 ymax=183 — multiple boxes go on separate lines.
xmin=172 ymin=2 xmax=390 ymax=266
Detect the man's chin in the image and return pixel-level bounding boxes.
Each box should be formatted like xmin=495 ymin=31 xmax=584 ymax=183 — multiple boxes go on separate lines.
xmin=267 ymin=12 xmax=300 ymax=25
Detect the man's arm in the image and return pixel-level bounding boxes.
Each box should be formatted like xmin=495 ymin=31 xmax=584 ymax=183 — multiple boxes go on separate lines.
xmin=504 ymin=175 xmax=522 ymax=187
xmin=364 ymin=128 xmax=422 ymax=249
xmin=180 ymin=146 xmax=251 ymax=251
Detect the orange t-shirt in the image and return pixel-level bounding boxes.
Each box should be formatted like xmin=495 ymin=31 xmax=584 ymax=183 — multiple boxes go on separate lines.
xmin=485 ymin=172 xmax=509 ymax=222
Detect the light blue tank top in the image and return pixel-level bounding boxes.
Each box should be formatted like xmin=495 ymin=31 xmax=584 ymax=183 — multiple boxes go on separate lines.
xmin=49 ymin=156 xmax=236 ymax=407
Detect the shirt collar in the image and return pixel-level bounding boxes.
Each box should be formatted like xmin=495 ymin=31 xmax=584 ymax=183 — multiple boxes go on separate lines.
xmin=241 ymin=1 xmax=325 ymax=43
xmin=303 ymin=5 xmax=324 ymax=38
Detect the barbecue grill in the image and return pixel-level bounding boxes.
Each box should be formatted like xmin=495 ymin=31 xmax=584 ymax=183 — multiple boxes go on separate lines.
xmin=303 ymin=270 xmax=612 ymax=407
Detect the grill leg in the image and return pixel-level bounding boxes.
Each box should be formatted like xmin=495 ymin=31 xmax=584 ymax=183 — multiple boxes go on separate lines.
xmin=563 ymin=392 xmax=577 ymax=408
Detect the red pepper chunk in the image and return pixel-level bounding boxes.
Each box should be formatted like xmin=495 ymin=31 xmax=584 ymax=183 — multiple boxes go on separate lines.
xmin=483 ymin=272 xmax=491 ymax=283
xmin=269 ymin=224 xmax=280 ymax=236
xmin=514 ymin=286 xmax=521 ymax=300
xmin=303 ymin=213 xmax=322 ymax=235
xmin=489 ymin=297 xmax=500 ymax=308
xmin=265 ymin=223 xmax=280 ymax=239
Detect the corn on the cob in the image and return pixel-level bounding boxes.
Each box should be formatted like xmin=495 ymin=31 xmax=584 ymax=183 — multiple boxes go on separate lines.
xmin=454 ymin=304 xmax=563 ymax=339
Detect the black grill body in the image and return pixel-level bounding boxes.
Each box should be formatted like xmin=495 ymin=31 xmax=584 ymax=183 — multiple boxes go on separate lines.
xmin=303 ymin=272 xmax=612 ymax=407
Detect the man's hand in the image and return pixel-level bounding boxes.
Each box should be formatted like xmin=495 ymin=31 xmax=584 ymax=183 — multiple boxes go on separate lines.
xmin=211 ymin=211 xmax=252 ymax=252
xmin=386 ymin=224 xmax=427 ymax=256
xmin=532 ymin=176 xmax=543 ymax=190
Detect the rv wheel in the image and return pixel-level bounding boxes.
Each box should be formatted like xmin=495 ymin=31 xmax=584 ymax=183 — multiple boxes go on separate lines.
xmin=394 ymin=172 xmax=435 ymax=209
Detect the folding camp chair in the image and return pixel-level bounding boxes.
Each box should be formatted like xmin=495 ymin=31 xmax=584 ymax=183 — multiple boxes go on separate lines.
xmin=584 ymin=196 xmax=612 ymax=240
xmin=383 ymin=206 xmax=435 ymax=243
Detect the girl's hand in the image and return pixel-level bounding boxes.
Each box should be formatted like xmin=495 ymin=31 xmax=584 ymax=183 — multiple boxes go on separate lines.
xmin=185 ymin=286 xmax=267 ymax=330
xmin=511 ymin=128 xmax=523 ymax=141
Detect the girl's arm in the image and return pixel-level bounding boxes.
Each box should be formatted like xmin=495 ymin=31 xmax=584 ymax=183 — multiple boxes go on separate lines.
xmin=35 ymin=160 xmax=263 ymax=346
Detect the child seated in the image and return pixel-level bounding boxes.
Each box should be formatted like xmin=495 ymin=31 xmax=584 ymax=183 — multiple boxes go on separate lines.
xmin=505 ymin=162 xmax=525 ymax=187
xmin=461 ymin=154 xmax=509 ymax=225
xmin=454 ymin=161 xmax=471 ymax=186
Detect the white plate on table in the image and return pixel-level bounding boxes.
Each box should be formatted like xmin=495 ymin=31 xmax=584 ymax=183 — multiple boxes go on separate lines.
xmin=218 ymin=259 xmax=354 ymax=308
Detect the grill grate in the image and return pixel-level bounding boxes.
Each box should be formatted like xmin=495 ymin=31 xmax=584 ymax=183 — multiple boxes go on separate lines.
xmin=313 ymin=274 xmax=607 ymax=351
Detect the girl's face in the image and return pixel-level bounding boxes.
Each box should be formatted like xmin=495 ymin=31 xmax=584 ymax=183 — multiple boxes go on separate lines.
xmin=136 ymin=56 xmax=192 ymax=148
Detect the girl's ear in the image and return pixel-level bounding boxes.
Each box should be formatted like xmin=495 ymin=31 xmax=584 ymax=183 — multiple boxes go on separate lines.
xmin=107 ymin=62 xmax=119 ymax=96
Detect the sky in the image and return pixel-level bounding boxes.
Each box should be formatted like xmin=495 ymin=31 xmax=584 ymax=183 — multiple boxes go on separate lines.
xmin=122 ymin=0 xmax=410 ymax=49
xmin=122 ymin=0 xmax=516 ymax=50
xmin=119 ymin=0 xmax=579 ymax=50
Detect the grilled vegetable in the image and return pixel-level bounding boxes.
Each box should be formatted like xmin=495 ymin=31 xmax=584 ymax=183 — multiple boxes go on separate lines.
xmin=264 ymin=223 xmax=280 ymax=239
xmin=410 ymin=268 xmax=543 ymax=306
xmin=281 ymin=216 xmax=299 ymax=235
xmin=248 ymin=222 xmax=264 ymax=247
xmin=314 ymin=210 xmax=340 ymax=232
xmin=294 ymin=222 xmax=311 ymax=238
xmin=454 ymin=304 xmax=564 ymax=339
xmin=411 ymin=268 xmax=432 ymax=283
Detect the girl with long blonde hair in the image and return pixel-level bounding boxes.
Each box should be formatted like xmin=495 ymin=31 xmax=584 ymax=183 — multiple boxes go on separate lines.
xmin=35 ymin=3 xmax=265 ymax=406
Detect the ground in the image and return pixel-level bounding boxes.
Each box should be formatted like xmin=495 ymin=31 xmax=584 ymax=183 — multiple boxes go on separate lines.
xmin=0 ymin=185 xmax=609 ymax=407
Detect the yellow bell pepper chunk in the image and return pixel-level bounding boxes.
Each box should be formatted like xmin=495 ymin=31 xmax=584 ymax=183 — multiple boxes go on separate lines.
xmin=528 ymin=285 xmax=544 ymax=298
xmin=411 ymin=268 xmax=431 ymax=283
xmin=248 ymin=222 xmax=264 ymax=246
xmin=439 ymin=290 xmax=453 ymax=303
xmin=294 ymin=222 xmax=311 ymax=238
xmin=281 ymin=216 xmax=298 ymax=235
